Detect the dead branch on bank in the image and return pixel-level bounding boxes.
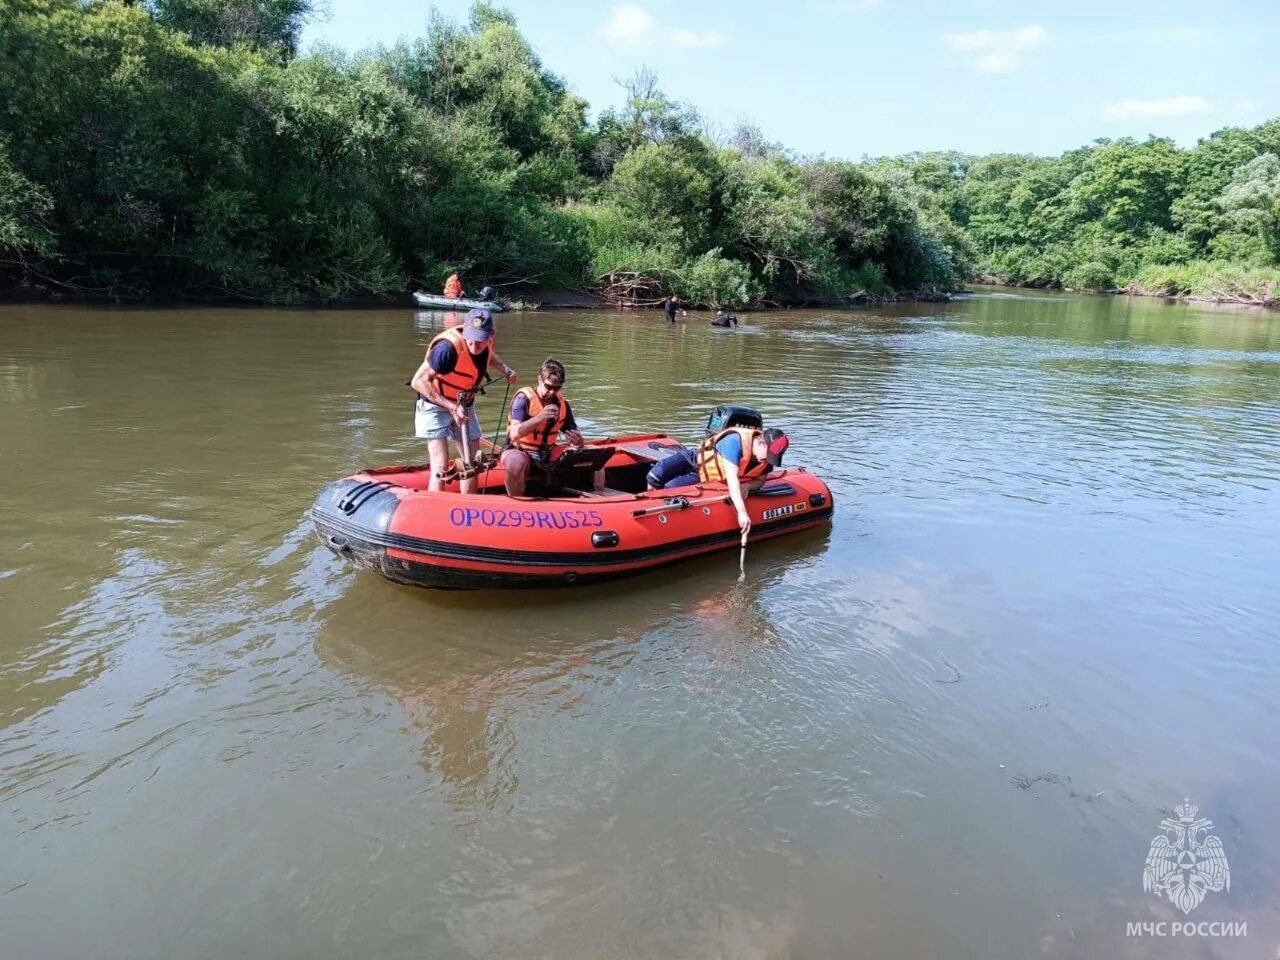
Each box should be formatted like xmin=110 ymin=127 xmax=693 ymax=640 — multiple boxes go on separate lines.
xmin=590 ymin=269 xmax=673 ymax=307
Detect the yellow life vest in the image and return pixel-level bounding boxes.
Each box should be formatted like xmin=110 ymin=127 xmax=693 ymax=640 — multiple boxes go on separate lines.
xmin=696 ymin=427 xmax=769 ymax=484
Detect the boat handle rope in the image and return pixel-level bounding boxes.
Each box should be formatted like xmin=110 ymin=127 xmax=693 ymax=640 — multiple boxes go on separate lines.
xmin=631 ymin=479 xmax=792 ymax=518
xmin=631 ymin=493 xmax=730 ymax=518
xmin=487 ymin=374 xmax=511 ymax=453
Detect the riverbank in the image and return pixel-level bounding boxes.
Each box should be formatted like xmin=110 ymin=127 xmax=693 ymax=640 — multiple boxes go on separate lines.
xmin=974 ymin=265 xmax=1280 ymax=311
xmin=444 ymin=278 xmax=1277 ymax=312
xmin=9 ymin=273 xmax=1278 ymax=313
xmin=512 ymin=285 xmax=956 ymax=311
xmin=0 ymin=281 xmax=957 ymax=311
xmin=1123 ymin=262 xmax=1279 ymax=308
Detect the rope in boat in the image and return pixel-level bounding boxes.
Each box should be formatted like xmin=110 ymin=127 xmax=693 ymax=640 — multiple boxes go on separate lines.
xmin=489 ymin=375 xmax=511 ymax=457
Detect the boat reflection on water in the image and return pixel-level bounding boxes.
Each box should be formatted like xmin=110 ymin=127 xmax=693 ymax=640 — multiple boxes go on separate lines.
xmin=312 ymin=526 xmax=830 ymax=811
xmin=412 ymin=309 xmax=465 ymax=334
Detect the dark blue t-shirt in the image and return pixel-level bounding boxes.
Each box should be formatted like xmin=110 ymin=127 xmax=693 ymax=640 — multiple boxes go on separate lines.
xmin=428 ymin=340 xmax=488 ymax=378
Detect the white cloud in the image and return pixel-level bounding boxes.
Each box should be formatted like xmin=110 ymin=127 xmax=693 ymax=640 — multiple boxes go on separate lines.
xmin=943 ymin=25 xmax=1048 ymax=74
xmin=600 ymin=5 xmax=724 ymax=49
xmin=600 ymin=5 xmax=654 ymax=45
xmin=668 ymin=27 xmax=724 ymax=49
xmin=1101 ymin=96 xmax=1212 ymax=121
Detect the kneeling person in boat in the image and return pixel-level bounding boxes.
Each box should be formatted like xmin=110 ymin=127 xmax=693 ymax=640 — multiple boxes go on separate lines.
xmin=501 ymin=358 xmax=584 ymax=497
xmin=651 ymin=426 xmax=789 ymax=535
xmin=409 ymin=309 xmax=516 ymax=494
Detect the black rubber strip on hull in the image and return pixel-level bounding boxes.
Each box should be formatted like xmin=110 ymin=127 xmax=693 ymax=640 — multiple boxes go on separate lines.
xmin=312 ymin=506 xmax=833 ymax=589
xmin=312 ymin=501 xmax=833 ymax=567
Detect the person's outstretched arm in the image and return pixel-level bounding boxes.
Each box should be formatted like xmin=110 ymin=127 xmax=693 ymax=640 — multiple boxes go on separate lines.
xmin=724 ymin=466 xmax=751 ymax=535
xmin=489 ymin=349 xmax=517 ymax=383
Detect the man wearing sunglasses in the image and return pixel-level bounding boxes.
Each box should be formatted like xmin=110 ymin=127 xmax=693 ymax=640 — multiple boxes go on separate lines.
xmin=501 ymin=357 xmax=585 ymax=497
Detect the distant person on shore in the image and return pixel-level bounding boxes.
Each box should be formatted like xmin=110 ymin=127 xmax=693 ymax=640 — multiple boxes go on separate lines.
xmin=501 ymin=358 xmax=590 ymax=497
xmin=409 ymin=309 xmax=516 ymax=494
xmin=711 ymin=309 xmax=738 ymax=328
xmin=443 ymin=273 xmax=464 ymax=299
xmin=664 ymin=294 xmax=686 ymax=323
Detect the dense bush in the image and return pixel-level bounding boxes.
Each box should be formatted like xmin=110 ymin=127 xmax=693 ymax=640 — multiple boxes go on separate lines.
xmin=0 ymin=140 xmax=54 ymax=256
xmin=899 ymin=122 xmax=1280 ymax=292
xmin=0 ymin=0 xmax=967 ymax=304
xmin=1126 ymin=261 xmax=1278 ymax=302
xmin=1 ymin=1 xmax=1276 ymax=304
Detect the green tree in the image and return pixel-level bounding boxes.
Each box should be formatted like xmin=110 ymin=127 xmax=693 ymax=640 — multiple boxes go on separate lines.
xmin=146 ymin=0 xmax=315 ymax=58
xmin=2 ymin=0 xmax=1273 ymax=305
xmin=608 ymin=141 xmax=715 ymax=254
xmin=591 ymin=68 xmax=700 ymax=176
xmin=0 ymin=138 xmax=55 ymax=279
xmin=1171 ymin=120 xmax=1280 ymax=253
xmin=1217 ymin=153 xmax=1280 ymax=263
xmin=1070 ymin=137 xmax=1183 ymax=235
xmin=717 ymin=153 xmax=827 ymax=293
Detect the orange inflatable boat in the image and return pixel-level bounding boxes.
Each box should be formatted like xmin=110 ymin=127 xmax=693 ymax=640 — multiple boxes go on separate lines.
xmin=310 ymin=433 xmax=834 ymax=589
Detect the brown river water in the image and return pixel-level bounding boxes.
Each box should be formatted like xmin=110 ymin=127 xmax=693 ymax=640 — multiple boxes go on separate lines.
xmin=2 ymin=291 xmax=1279 ymax=959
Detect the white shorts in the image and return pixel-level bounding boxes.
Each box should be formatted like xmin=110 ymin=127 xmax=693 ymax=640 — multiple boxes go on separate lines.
xmin=414 ymin=398 xmax=482 ymax=441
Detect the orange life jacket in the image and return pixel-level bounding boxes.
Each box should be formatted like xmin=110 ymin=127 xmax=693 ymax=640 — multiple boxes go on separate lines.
xmin=696 ymin=427 xmax=770 ymax=484
xmin=426 ymin=326 xmax=490 ymax=402
xmin=511 ymin=386 xmax=568 ymax=453
xmin=443 ymin=274 xmax=463 ymax=298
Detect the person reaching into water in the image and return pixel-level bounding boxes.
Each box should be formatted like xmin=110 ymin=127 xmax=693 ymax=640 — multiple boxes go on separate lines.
xmin=501 ymin=358 xmax=587 ymax=497
xmin=698 ymin=426 xmax=788 ymax=536
xmin=647 ymin=426 xmax=789 ymax=536
xmin=711 ymin=309 xmax=738 ymax=328
xmin=664 ymin=294 xmax=686 ymax=323
xmin=409 ymin=309 xmax=516 ymax=494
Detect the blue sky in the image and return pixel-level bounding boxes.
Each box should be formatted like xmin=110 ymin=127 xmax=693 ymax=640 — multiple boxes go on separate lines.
xmin=303 ymin=0 xmax=1279 ymax=158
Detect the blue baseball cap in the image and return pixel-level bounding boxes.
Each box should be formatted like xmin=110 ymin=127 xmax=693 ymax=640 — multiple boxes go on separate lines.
xmin=462 ymin=308 xmax=494 ymax=342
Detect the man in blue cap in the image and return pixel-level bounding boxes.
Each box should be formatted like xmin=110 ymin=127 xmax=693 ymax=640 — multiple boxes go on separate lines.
xmin=409 ymin=309 xmax=517 ymax=493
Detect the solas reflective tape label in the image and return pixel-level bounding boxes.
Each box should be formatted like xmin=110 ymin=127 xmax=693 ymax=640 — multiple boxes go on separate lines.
xmin=761 ymin=504 xmax=795 ymax=520
xmin=449 ymin=507 xmax=605 ymax=529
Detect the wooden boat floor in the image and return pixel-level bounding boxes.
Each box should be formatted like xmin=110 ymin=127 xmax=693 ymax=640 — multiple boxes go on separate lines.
xmin=610 ymin=441 xmax=684 ymax=461
xmin=565 ymin=487 xmax=633 ymax=499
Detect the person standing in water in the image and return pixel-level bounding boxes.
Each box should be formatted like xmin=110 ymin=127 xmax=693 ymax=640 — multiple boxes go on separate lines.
xmin=663 ymin=294 xmax=686 ymax=323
